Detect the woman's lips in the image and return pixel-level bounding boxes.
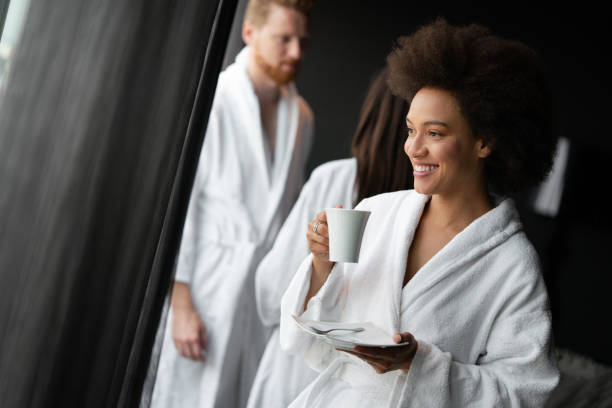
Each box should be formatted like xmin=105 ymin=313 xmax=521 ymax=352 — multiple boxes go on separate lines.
xmin=413 ymin=164 xmax=439 ymax=177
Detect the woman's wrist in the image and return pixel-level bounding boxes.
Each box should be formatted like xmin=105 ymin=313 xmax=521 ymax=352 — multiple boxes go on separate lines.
xmin=312 ymin=256 xmax=334 ymax=278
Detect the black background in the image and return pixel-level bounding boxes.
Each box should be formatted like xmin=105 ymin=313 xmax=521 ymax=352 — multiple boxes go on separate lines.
xmin=297 ymin=1 xmax=612 ymax=171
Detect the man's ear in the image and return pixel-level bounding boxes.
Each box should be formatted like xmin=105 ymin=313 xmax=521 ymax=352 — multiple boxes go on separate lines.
xmin=478 ymin=139 xmax=492 ymax=159
xmin=242 ymin=21 xmax=255 ymax=45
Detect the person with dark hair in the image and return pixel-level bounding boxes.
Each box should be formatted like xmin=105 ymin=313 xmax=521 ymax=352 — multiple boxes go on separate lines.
xmin=152 ymin=1 xmax=315 ymax=407
xmin=280 ymin=18 xmax=559 ymax=407
xmin=247 ymin=67 xmax=412 ymax=408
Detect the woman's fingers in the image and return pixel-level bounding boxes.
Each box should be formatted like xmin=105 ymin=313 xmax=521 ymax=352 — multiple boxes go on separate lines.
xmin=353 ymin=346 xmax=398 ymax=361
xmin=308 ymin=219 xmax=329 ymax=239
xmin=339 ymin=335 xmax=417 ymax=374
xmin=308 ymin=241 xmax=328 ymax=254
xmin=314 ymin=222 xmax=329 ymax=238
xmin=316 ymin=210 xmax=328 ymax=222
xmin=393 ymin=332 xmax=414 ymax=345
xmin=307 ymin=210 xmax=330 ymax=261
xmin=307 ymin=207 xmax=341 ymax=260
xmin=306 ymin=229 xmax=328 ymax=245
xmin=340 ymin=349 xmax=391 ymax=373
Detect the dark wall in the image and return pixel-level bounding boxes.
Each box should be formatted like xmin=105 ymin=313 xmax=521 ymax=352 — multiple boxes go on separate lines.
xmin=295 ymin=1 xmax=612 ymax=364
xmin=297 ymin=1 xmax=612 ymax=172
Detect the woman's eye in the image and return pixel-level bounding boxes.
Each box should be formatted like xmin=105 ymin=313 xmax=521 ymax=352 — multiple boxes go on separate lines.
xmin=429 ymin=130 xmax=443 ymax=137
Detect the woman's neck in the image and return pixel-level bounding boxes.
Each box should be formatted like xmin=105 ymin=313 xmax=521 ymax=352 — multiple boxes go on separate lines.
xmin=425 ymin=186 xmax=493 ymax=233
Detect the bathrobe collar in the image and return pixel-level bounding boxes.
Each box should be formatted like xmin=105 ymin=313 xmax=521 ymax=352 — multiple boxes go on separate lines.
xmin=227 ymin=47 xmax=301 ymax=240
xmin=386 ymin=193 xmax=523 ymax=332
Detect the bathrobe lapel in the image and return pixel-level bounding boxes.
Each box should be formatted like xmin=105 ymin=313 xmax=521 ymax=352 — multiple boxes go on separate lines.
xmin=225 ymin=48 xmax=301 ymax=244
xmin=401 ymin=198 xmax=523 ymax=308
xmin=383 ymin=193 xmax=429 ymax=333
xmin=229 ymin=49 xmax=271 ymax=192
xmin=261 ymin=84 xmax=299 ymax=239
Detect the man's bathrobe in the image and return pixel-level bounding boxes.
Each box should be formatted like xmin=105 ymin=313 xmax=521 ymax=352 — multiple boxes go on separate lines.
xmin=247 ymin=158 xmax=357 ymax=408
xmin=152 ymin=46 xmax=313 ymax=408
xmin=280 ymin=190 xmax=559 ymax=407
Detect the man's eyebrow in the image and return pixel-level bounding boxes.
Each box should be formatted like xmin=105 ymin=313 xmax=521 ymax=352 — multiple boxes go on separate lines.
xmin=406 ymin=118 xmax=449 ymax=128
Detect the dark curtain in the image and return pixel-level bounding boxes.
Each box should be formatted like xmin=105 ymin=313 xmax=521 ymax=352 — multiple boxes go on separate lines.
xmin=0 ymin=0 xmax=237 ymax=406
xmin=222 ymin=0 xmax=247 ymax=70
xmin=0 ymin=0 xmax=8 ymax=36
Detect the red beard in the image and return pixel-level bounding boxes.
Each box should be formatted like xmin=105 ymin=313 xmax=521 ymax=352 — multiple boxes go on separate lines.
xmin=254 ymin=50 xmax=300 ymax=85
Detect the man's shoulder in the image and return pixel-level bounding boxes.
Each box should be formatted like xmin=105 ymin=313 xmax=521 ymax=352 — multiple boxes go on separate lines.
xmin=212 ymin=70 xmax=237 ymax=102
xmin=297 ymin=95 xmax=314 ymax=121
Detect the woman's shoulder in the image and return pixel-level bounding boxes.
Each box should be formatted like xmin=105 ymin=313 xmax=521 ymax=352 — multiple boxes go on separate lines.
xmin=308 ymin=158 xmax=356 ymax=184
xmin=499 ymin=229 xmax=542 ymax=277
xmin=356 ymin=189 xmax=424 ymax=211
xmin=295 ymin=159 xmax=357 ymax=207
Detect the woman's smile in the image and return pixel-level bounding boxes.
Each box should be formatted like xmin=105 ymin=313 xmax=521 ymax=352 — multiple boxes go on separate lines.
xmin=412 ymin=163 xmax=439 ymax=177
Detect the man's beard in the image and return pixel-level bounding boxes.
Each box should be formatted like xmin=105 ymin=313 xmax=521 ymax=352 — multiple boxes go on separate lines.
xmin=254 ymin=49 xmax=300 ymax=85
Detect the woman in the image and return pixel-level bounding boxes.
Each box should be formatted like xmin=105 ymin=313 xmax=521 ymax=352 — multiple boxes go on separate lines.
xmin=280 ymin=18 xmax=560 ymax=407
xmin=247 ymin=67 xmax=412 ymax=407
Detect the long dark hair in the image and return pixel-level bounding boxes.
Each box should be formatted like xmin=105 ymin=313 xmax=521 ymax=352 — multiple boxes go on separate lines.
xmin=351 ymin=67 xmax=413 ymax=205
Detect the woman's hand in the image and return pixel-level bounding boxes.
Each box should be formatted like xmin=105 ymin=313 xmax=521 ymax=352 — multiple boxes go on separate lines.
xmin=303 ymin=206 xmax=341 ymax=309
xmin=307 ymin=209 xmax=333 ymax=267
xmin=339 ymin=332 xmax=418 ymax=374
xmin=171 ymin=282 xmax=208 ymax=361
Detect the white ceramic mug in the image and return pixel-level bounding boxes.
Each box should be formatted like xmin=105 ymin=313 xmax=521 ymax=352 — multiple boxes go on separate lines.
xmin=325 ymin=208 xmax=371 ymax=263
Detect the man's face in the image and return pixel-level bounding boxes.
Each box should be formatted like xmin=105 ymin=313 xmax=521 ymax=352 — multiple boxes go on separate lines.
xmin=244 ymin=3 xmax=309 ymax=84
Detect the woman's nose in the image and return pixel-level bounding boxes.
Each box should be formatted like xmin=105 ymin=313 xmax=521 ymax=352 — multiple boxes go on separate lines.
xmin=406 ymin=133 xmax=425 ymax=158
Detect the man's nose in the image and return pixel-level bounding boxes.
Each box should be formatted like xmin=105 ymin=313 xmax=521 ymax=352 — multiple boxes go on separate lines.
xmin=287 ymin=38 xmax=302 ymax=60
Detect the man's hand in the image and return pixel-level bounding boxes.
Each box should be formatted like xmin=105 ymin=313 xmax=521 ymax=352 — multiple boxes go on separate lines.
xmin=171 ymin=282 xmax=208 ymax=361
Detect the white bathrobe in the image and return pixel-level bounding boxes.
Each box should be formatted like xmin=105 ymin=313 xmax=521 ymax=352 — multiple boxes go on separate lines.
xmin=247 ymin=158 xmax=357 ymax=408
xmin=152 ymin=46 xmax=313 ymax=408
xmin=280 ymin=190 xmax=559 ymax=407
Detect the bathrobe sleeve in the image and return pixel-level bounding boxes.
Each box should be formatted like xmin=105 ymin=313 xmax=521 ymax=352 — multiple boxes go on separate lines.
xmin=394 ymin=264 xmax=559 ymax=407
xmin=279 ymin=253 xmax=350 ymax=373
xmin=279 ymin=197 xmax=374 ymax=372
xmin=255 ymin=178 xmax=314 ymax=327
xmin=173 ymin=106 xmax=220 ymax=284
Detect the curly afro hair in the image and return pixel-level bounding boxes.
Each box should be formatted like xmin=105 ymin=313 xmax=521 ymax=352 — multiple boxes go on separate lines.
xmin=387 ymin=18 xmax=558 ymax=196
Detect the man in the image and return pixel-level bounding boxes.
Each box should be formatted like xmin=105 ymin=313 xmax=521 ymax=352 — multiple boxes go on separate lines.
xmin=151 ymin=1 xmax=314 ymax=407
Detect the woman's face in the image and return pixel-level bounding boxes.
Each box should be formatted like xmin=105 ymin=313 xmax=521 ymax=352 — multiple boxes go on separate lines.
xmin=404 ymin=87 xmax=490 ymax=198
